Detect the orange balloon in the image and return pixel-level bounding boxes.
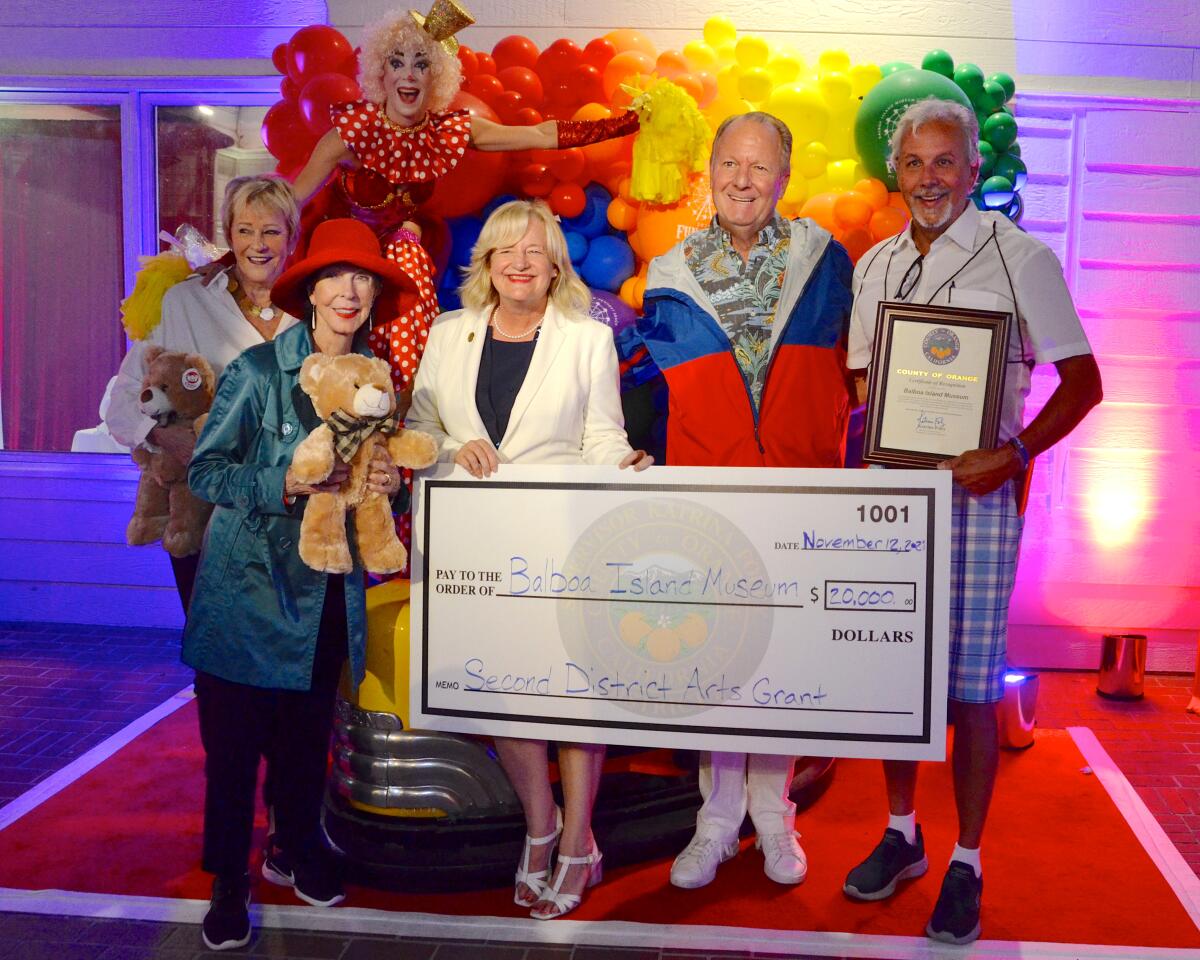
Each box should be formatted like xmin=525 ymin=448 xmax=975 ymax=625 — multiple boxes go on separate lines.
xmin=603 ymin=51 xmax=655 ymax=101
xmin=888 ymin=191 xmax=910 ymax=216
xmin=608 ymin=196 xmax=639 ymax=232
xmin=605 ymin=29 xmax=656 ymax=58
xmin=833 ymin=192 xmax=873 ymax=230
xmin=697 ymin=70 xmax=718 ymax=108
xmin=869 ymin=205 xmax=908 ymax=243
xmin=840 ymin=227 xmax=875 ymax=263
xmin=656 ymin=50 xmax=690 ymax=79
xmin=674 ymin=72 xmax=704 ymax=104
xmin=633 ymin=174 xmax=713 ymax=260
xmin=799 ymin=191 xmax=839 ymax=233
xmin=572 ymin=103 xmax=633 ymax=173
xmin=853 ymin=177 xmax=889 ymax=211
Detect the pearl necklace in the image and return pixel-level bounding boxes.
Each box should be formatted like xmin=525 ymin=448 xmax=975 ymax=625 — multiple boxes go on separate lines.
xmin=491 ymin=309 xmax=542 ymax=341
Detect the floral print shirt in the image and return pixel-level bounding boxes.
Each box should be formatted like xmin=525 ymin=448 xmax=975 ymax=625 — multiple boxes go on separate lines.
xmin=683 ymin=214 xmax=790 ymax=410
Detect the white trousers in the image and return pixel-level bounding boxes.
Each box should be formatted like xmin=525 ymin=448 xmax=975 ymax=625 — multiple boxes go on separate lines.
xmin=695 ymin=750 xmax=796 ymax=841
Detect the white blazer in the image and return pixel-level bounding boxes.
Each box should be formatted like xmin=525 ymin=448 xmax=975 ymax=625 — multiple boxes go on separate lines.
xmin=406 ymin=303 xmax=634 ymax=466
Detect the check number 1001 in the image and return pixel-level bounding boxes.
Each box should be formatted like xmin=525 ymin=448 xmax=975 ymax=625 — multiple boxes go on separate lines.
xmin=857 ymin=504 xmax=910 ymax=523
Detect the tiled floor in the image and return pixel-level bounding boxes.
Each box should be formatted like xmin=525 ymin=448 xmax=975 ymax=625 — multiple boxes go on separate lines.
xmin=0 ymin=620 xmax=1197 ymax=958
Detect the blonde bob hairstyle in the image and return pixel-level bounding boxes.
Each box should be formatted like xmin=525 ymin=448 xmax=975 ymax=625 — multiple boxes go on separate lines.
xmin=220 ymin=174 xmax=301 ymax=254
xmin=459 ymin=200 xmax=592 ymax=317
xmin=358 ymin=10 xmax=462 ymax=114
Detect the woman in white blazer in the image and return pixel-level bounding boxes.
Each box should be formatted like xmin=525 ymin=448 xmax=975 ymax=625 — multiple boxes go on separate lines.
xmin=407 ymin=200 xmax=651 ymax=919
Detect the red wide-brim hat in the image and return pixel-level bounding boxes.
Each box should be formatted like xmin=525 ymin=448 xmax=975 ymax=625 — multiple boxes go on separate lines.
xmin=271 ymin=218 xmax=417 ymax=320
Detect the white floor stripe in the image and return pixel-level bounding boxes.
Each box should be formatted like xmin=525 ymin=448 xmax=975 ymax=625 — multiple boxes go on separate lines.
xmin=0 ymin=685 xmax=193 ymax=832
xmin=0 ymin=886 xmax=1195 ymax=959
xmin=1069 ymin=725 xmax=1200 ymax=927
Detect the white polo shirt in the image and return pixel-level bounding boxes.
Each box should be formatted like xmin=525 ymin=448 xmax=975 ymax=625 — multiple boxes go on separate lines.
xmin=847 ymin=204 xmax=1093 ymax=443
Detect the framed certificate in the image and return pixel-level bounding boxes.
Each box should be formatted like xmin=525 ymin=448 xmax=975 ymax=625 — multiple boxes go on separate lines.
xmin=862 ymin=301 xmax=1011 ymax=468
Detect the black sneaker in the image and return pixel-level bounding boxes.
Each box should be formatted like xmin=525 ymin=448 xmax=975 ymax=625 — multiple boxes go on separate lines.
xmin=926 ymin=861 xmax=983 ymax=944
xmin=261 ymin=841 xmax=295 ymax=888
xmin=201 ymin=874 xmax=251 ymax=951
xmin=292 ymin=855 xmax=345 ymax=908
xmin=843 ymin=826 xmax=928 ymax=901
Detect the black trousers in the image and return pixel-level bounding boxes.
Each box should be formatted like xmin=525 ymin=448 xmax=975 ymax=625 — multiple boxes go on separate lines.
xmin=168 ymin=551 xmax=201 ymax=613
xmin=194 ymin=578 xmax=347 ymax=879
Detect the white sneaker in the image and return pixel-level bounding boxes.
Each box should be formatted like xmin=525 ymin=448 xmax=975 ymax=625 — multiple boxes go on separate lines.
xmin=670 ymin=833 xmax=739 ymax=889
xmin=757 ymin=831 xmax=807 ymax=885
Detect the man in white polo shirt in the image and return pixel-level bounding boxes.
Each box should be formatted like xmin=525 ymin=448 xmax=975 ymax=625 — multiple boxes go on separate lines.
xmin=843 ymin=98 xmax=1102 ymax=944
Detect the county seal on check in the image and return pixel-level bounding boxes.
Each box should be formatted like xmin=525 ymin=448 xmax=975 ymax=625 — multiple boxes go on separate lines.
xmin=410 ymin=464 xmax=952 ymax=762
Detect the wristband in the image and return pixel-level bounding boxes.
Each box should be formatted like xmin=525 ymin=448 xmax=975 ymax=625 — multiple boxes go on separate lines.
xmin=1007 ymin=436 xmax=1031 ymax=471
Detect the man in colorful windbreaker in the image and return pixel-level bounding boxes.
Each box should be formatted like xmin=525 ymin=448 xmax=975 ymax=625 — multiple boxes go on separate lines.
xmin=619 ymin=111 xmax=854 ymax=890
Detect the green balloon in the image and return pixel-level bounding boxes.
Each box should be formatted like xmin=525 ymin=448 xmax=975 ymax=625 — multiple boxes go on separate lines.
xmin=854 ymin=69 xmax=973 ymax=189
xmin=988 ymin=72 xmax=1016 ymax=102
xmin=952 ymin=63 xmax=985 ymax=98
xmin=982 ymin=112 xmax=1018 ymax=151
xmin=981 ymin=175 xmax=1014 ymax=207
xmin=880 ymin=61 xmax=915 ymax=77
xmin=921 ymin=49 xmax=954 ymax=78
xmin=973 ymin=86 xmax=1003 ymax=116
xmin=993 ymin=153 xmax=1027 ymax=189
xmin=981 ymin=80 xmax=1007 ymax=112
xmin=978 ymin=141 xmax=996 ymax=178
xmin=1007 ymin=141 xmax=1021 ymax=157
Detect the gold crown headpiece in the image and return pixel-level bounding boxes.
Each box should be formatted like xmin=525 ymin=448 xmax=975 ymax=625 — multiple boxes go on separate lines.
xmin=409 ymin=0 xmax=475 ymax=56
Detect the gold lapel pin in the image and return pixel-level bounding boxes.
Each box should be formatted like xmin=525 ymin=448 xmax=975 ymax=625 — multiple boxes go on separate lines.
xmin=468 ymin=331 xmax=475 ymax=342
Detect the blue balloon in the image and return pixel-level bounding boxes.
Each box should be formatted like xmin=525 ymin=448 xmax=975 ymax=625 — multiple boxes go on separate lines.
xmin=565 ymin=186 xmax=612 ymax=239
xmin=579 ymin=235 xmax=635 ymax=293
xmin=564 ymin=230 xmax=589 ymax=264
xmin=446 ymin=216 xmax=483 ymax=269
xmin=481 ymin=193 xmax=518 ymax=220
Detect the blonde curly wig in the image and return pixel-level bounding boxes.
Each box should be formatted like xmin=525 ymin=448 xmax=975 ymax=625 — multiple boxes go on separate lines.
xmin=358 ymin=10 xmax=463 ymax=114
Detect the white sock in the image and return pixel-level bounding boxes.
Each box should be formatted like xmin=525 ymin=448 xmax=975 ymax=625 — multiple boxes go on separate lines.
xmin=888 ymin=811 xmax=917 ymax=846
xmin=951 ymin=843 xmax=982 ymax=877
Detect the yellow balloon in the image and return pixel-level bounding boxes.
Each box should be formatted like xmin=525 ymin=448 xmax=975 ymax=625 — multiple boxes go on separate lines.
xmin=767 ymin=54 xmax=803 ymax=86
xmin=704 ymin=94 xmax=751 ymax=128
xmin=849 ymin=62 xmax=882 ymax=99
xmin=715 ymin=40 xmax=737 ymax=63
xmin=765 ymin=83 xmax=829 ymax=146
xmin=796 ymin=141 xmax=829 ymax=179
xmin=738 ymin=67 xmax=773 ymax=103
xmin=818 ymin=49 xmax=851 ymax=75
xmin=703 ymin=16 xmax=737 ymax=48
xmin=819 ymin=71 xmax=852 ymax=107
xmin=824 ymin=103 xmax=858 ymax=158
xmin=735 ymin=35 xmax=770 ymax=69
xmin=827 ymin=158 xmax=860 ymax=190
xmin=782 ymin=176 xmax=808 ymax=206
xmin=716 ymin=63 xmax=742 ymax=99
xmin=683 ymin=40 xmax=718 ymax=72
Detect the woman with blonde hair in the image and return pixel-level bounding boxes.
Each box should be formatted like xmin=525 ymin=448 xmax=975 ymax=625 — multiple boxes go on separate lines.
xmin=407 ymin=200 xmax=651 ymax=919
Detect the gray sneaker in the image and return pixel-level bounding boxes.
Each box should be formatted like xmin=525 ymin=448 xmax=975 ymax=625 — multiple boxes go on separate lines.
xmin=843 ymin=826 xmax=928 ymax=901
xmin=669 ymin=833 xmax=739 ymax=889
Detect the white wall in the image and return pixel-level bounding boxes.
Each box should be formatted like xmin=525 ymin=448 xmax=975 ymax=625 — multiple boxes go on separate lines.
xmin=1 ymin=1 xmax=1197 ymax=100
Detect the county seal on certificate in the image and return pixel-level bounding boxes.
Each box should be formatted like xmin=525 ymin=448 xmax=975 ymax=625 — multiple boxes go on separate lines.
xmin=410 ymin=465 xmax=952 ymax=762
xmin=862 ymin=301 xmax=1011 ymax=468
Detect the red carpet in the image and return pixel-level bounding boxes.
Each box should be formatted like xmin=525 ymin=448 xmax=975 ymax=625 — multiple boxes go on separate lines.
xmin=0 ymin=698 xmax=1198 ymax=953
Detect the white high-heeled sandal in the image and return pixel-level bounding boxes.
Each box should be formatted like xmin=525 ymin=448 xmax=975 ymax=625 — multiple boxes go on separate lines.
xmin=514 ymin=806 xmax=563 ymax=906
xmin=530 ymin=840 xmax=603 ymax=920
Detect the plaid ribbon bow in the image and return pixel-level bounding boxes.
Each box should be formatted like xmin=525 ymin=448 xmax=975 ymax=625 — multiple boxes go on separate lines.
xmin=327 ymin=408 xmax=397 ymax=463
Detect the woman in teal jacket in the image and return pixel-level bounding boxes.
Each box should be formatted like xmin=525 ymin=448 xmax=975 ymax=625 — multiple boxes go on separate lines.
xmin=184 ymin=219 xmax=414 ymax=951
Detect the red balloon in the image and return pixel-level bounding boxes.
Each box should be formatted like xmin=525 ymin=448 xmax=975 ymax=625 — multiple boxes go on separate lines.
xmin=567 ymin=63 xmax=605 ymax=105
xmin=475 ymin=52 xmax=497 ymax=76
xmin=288 ymin=25 xmax=357 ymax=85
xmin=457 ymin=46 xmax=478 ymax=81
xmin=549 ymin=148 xmax=586 ymax=183
xmin=519 ymin=163 xmax=555 ymax=197
xmin=543 ymin=79 xmax=576 ymax=108
xmin=498 ymin=66 xmax=544 ymax=107
xmin=280 ymin=77 xmax=299 ymax=102
xmin=515 ymin=107 xmax=544 ymax=125
xmin=271 ymin=43 xmax=289 ymax=75
xmin=425 ymin=92 xmax=510 ymax=218
xmin=298 ymin=72 xmax=361 ymax=135
xmin=262 ymin=100 xmax=312 ymax=166
xmin=492 ymin=35 xmax=539 ymax=72
xmin=549 ymin=182 xmax=586 ymax=218
xmin=465 ymin=73 xmax=504 ymax=105
xmin=493 ymin=90 xmax=526 ymax=125
xmin=584 ymin=38 xmax=617 ymax=70
xmin=536 ymin=39 xmax=583 ymax=85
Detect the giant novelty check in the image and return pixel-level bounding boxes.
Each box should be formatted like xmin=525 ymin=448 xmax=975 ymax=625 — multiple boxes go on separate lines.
xmin=410 ymin=466 xmax=951 ymax=760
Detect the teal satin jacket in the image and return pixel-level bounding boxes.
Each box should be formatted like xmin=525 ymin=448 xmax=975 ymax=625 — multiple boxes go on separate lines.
xmin=183 ymin=322 xmax=369 ymax=692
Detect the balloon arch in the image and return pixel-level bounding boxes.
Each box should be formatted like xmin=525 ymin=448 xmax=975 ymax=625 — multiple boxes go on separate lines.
xmin=263 ymin=17 xmax=1027 ymax=328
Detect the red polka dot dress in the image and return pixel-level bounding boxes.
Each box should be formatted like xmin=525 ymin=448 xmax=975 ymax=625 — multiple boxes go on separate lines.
xmin=324 ymin=100 xmax=472 ymax=574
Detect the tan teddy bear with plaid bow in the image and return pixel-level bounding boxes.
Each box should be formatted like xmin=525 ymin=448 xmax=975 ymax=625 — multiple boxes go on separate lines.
xmin=290 ymin=352 xmax=437 ymax=574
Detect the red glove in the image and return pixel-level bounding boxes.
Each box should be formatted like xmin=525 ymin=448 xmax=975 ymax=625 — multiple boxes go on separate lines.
xmin=556 ymin=111 xmax=640 ymax=149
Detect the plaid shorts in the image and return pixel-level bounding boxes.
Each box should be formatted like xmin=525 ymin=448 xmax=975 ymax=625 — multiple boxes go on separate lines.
xmin=948 ymin=480 xmax=1024 ymax=703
